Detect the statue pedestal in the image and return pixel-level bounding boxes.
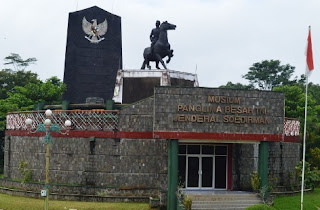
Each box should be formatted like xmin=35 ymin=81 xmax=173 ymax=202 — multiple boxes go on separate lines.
xmin=113 ymin=69 xmax=198 ymax=104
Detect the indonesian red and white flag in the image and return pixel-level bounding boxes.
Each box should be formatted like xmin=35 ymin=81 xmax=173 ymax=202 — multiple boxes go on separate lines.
xmin=306 ymin=26 xmax=314 ymax=76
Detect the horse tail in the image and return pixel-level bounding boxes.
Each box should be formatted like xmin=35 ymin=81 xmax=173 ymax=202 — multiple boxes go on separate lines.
xmin=141 ymin=60 xmax=146 ymax=69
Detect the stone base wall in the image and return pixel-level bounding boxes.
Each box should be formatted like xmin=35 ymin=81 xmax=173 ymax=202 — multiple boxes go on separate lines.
xmin=268 ymin=142 xmax=300 ymax=187
xmin=232 ymin=144 xmax=259 ymax=191
xmin=232 ymin=142 xmax=300 ymax=191
xmin=0 ymin=179 xmax=151 ymax=202
xmin=4 ymin=134 xmax=300 ymax=202
xmin=4 ymin=136 xmax=168 ymax=199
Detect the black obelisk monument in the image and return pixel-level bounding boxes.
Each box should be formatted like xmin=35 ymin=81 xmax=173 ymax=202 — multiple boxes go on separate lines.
xmin=63 ymin=6 xmax=122 ymax=104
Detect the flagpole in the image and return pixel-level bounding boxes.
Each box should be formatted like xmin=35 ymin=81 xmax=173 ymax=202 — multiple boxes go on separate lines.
xmin=301 ymin=25 xmax=314 ymax=210
xmin=301 ymin=74 xmax=308 ymax=210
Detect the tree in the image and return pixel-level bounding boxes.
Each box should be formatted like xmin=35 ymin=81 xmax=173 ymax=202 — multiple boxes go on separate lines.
xmin=0 ymin=75 xmax=66 ymax=174
xmin=4 ymin=53 xmax=37 ymax=71
xmin=219 ymin=82 xmax=254 ymax=90
xmin=0 ymin=69 xmax=38 ymax=99
xmin=274 ymin=84 xmax=320 ymax=167
xmin=0 ymin=53 xmax=39 ymax=99
xmin=0 ymin=76 xmax=66 ymax=131
xmin=0 ymin=54 xmax=64 ymax=174
xmin=308 ymin=83 xmax=320 ymax=105
xmin=310 ymin=147 xmax=320 ymax=169
xmin=273 ymin=85 xmax=308 ymax=118
xmin=243 ymin=60 xmax=300 ymax=90
xmin=221 ymin=59 xmax=320 ymax=169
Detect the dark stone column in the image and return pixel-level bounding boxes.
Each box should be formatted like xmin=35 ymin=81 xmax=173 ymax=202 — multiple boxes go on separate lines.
xmin=63 ymin=6 xmax=122 ymax=104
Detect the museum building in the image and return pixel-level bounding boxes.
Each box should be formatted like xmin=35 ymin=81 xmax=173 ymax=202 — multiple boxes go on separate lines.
xmin=2 ymin=6 xmax=300 ymax=209
xmin=4 ymin=69 xmax=300 ymax=207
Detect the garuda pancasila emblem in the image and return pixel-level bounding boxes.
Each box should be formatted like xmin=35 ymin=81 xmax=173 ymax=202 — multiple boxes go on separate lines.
xmin=82 ymin=17 xmax=108 ymax=44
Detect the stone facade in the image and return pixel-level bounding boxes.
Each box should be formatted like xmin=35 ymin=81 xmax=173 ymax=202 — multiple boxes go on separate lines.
xmin=119 ymin=97 xmax=154 ymax=131
xmin=232 ymin=144 xmax=259 ymax=191
xmin=3 ymin=87 xmax=300 ymax=204
xmin=268 ymin=142 xmax=300 ymax=187
xmin=4 ymin=135 xmax=168 ymax=198
xmin=154 ymin=87 xmax=284 ymax=134
xmin=232 ymin=142 xmax=300 ymax=191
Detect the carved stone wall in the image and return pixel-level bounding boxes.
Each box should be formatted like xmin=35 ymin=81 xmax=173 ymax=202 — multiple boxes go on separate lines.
xmin=118 ymin=97 xmax=154 ymax=131
xmin=4 ymin=136 xmax=168 ymax=198
xmin=232 ymin=144 xmax=259 ymax=191
xmin=232 ymin=142 xmax=300 ymax=191
xmin=4 ymin=87 xmax=300 ymax=202
xmin=268 ymin=142 xmax=300 ymax=187
xmin=154 ymin=87 xmax=284 ymax=134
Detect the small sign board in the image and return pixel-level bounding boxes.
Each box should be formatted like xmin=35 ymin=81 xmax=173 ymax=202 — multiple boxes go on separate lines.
xmin=86 ymin=97 xmax=104 ymax=104
xmin=41 ymin=190 xmax=47 ymax=197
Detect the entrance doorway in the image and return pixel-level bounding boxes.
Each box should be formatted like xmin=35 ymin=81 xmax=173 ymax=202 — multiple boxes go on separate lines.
xmin=178 ymin=145 xmax=227 ymax=189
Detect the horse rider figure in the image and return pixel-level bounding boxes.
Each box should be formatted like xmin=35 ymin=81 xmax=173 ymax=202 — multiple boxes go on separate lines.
xmin=150 ymin=20 xmax=161 ymax=55
xmin=141 ymin=20 xmax=176 ymax=70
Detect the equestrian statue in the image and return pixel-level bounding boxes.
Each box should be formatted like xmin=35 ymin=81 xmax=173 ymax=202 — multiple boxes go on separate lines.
xmin=141 ymin=21 xmax=176 ymax=70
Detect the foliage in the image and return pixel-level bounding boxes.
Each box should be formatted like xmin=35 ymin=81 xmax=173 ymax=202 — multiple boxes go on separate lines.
xmin=273 ymin=85 xmax=308 ymax=118
xmin=251 ymin=171 xmax=261 ymax=191
xmin=308 ymin=82 xmax=320 ymax=105
xmin=220 ymin=81 xmax=254 ymax=90
xmin=19 ymin=76 xmax=66 ymax=104
xmin=0 ymin=193 xmax=149 ymax=210
xmin=4 ymin=53 xmax=37 ymax=71
xmin=310 ymin=147 xmax=320 ymax=169
xmin=273 ymin=84 xmax=320 ymax=167
xmin=184 ymin=195 xmax=192 ymax=210
xmin=243 ymin=60 xmax=304 ymax=90
xmin=0 ymin=69 xmax=38 ymax=99
xmin=0 ymin=53 xmax=65 ymax=176
xmin=97 ymin=191 xmax=109 ymax=197
xmin=176 ymin=188 xmax=185 ymax=209
xmin=176 ymin=182 xmax=192 ymax=210
xmin=0 ymin=76 xmax=66 ymax=132
xmin=295 ymin=161 xmax=320 ymax=189
xmin=18 ymin=161 xmax=31 ymax=184
xmin=259 ymin=185 xmax=272 ymax=205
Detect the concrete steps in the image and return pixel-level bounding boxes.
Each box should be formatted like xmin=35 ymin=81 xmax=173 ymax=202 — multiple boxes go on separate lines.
xmin=188 ymin=192 xmax=262 ymax=210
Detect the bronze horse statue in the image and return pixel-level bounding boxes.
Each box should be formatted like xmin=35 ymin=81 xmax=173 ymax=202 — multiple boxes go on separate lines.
xmin=141 ymin=21 xmax=176 ymax=70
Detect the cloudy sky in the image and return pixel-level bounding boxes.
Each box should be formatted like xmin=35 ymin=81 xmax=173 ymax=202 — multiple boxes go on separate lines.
xmin=1 ymin=0 xmax=320 ymax=87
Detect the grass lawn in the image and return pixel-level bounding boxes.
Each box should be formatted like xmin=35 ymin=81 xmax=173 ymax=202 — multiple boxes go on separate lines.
xmin=247 ymin=188 xmax=320 ymax=210
xmin=0 ymin=193 xmax=149 ymax=210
